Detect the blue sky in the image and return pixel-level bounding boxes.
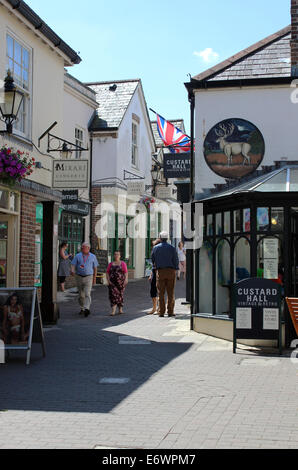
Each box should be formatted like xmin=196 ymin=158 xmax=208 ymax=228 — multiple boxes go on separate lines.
xmin=26 ymin=0 xmax=290 ymax=132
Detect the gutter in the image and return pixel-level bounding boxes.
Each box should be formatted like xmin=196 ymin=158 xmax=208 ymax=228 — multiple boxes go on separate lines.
xmin=4 ymin=0 xmax=81 ymax=65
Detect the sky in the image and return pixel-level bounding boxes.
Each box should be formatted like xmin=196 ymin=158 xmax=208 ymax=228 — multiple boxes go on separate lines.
xmin=26 ymin=0 xmax=290 ymax=133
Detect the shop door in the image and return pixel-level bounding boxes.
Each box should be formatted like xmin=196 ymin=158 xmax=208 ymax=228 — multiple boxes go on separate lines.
xmin=0 ymin=215 xmax=17 ymax=287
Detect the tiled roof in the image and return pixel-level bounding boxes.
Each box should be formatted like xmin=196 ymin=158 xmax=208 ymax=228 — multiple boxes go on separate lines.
xmin=86 ymin=79 xmax=140 ymax=130
xmin=151 ymin=120 xmax=186 ymax=147
xmin=193 ymin=25 xmax=291 ymax=83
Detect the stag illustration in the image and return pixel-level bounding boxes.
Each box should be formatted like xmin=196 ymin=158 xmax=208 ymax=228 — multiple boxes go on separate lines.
xmin=215 ymin=123 xmax=251 ymax=166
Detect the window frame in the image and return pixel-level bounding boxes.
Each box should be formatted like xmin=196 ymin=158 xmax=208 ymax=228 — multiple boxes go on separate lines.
xmin=6 ymin=30 xmax=32 ymax=140
xmin=75 ymin=126 xmax=85 ymax=159
xmin=131 ymin=121 xmax=139 ymax=168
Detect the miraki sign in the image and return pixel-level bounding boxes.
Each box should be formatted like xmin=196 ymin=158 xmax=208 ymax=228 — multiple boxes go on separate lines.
xmin=53 ymin=159 xmax=89 ymax=189
xmin=232 ymin=278 xmax=282 ymax=354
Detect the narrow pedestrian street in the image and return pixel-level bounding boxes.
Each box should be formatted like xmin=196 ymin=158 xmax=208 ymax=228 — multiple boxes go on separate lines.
xmin=0 ymin=279 xmax=297 ymax=449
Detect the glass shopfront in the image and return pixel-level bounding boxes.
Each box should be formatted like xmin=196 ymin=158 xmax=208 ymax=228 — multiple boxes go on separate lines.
xmin=0 ymin=187 xmax=20 ymax=287
xmin=58 ymin=210 xmax=85 ymax=256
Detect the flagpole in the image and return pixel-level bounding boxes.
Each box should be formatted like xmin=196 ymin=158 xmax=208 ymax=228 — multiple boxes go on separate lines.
xmin=149 ymin=108 xmax=191 ymax=140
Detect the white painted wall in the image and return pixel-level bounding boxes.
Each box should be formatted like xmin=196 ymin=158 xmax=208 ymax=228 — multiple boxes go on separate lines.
xmin=195 ymin=85 xmax=298 ymax=194
xmin=92 ymin=136 xmax=118 ymax=183
xmin=91 ymin=84 xmax=154 ymax=186
xmin=0 ymin=3 xmax=67 ymax=188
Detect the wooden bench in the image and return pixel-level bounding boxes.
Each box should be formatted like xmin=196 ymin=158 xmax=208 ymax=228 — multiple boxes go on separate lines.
xmin=286 ymin=297 xmax=298 ymax=336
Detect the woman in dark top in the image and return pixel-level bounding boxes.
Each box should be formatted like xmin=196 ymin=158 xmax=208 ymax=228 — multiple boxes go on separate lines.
xmin=58 ymin=242 xmax=72 ymax=292
xmin=147 ymin=238 xmax=161 ymax=315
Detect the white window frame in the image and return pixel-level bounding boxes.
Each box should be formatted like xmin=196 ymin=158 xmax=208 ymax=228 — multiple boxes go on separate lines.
xmin=75 ymin=126 xmax=85 ymax=159
xmin=6 ymin=31 xmax=32 ymax=140
xmin=132 ymin=121 xmax=139 ymax=169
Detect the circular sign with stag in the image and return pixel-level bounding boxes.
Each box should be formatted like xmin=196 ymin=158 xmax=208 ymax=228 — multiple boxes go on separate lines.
xmin=203 ymin=118 xmax=265 ymax=179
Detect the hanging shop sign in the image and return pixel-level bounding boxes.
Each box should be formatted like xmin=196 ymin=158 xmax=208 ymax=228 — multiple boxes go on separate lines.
xmin=127 ymin=181 xmax=145 ymax=195
xmin=203 ymin=118 xmax=265 ymax=180
xmin=53 ymin=160 xmax=89 ymax=189
xmin=163 ymin=153 xmax=191 ymax=179
xmin=62 ymin=190 xmax=79 ymax=205
xmin=232 ymin=278 xmax=282 ymax=354
xmin=61 ymin=201 xmax=90 ymax=216
xmin=156 ymin=185 xmax=174 ymax=199
xmin=0 ymin=287 xmax=46 ymax=365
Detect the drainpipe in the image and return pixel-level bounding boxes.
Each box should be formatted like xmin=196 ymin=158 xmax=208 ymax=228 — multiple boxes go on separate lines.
xmin=190 ymin=90 xmax=195 ymax=330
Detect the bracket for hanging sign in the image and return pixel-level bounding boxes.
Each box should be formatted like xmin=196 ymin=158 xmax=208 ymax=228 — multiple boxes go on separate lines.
xmin=123 ymin=170 xmax=145 ymax=181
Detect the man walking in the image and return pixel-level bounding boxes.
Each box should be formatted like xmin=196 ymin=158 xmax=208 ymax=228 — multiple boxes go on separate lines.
xmin=151 ymin=231 xmax=179 ymax=317
xmin=71 ymin=242 xmax=98 ymax=317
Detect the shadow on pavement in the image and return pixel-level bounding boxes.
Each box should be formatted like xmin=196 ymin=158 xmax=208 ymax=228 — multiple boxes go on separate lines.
xmin=0 ymin=280 xmax=192 ymax=414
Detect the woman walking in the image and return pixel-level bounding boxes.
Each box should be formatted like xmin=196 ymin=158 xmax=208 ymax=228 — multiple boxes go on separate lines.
xmin=147 ymin=238 xmax=161 ymax=315
xmin=58 ymin=242 xmax=72 ymax=291
xmin=177 ymin=241 xmax=186 ymax=280
xmin=106 ymin=251 xmax=128 ymax=316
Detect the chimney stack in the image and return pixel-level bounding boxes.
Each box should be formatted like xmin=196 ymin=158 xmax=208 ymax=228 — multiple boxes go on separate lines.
xmin=291 ymin=0 xmax=298 ymax=76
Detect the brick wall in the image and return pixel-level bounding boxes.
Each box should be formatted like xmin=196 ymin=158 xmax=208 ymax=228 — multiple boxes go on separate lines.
xmin=91 ymin=186 xmax=102 ymax=251
xmin=19 ymin=192 xmax=36 ymax=287
xmin=291 ymin=0 xmax=298 ymax=74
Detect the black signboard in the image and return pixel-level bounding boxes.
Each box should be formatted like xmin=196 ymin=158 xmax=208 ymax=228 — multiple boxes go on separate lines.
xmin=232 ymin=278 xmax=282 ymax=354
xmin=164 ymin=153 xmax=191 ymax=179
xmin=62 ymin=201 xmax=90 ymax=216
xmin=94 ymin=249 xmax=109 ymax=273
xmin=62 ymin=190 xmax=79 ymax=205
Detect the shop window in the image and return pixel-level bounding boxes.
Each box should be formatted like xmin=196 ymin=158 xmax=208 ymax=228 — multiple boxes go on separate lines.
xmin=271 ymin=208 xmax=284 ymax=232
xmin=234 ymin=210 xmax=241 ymax=233
xmin=216 ymin=240 xmax=231 ymax=315
xmin=224 ymin=212 xmax=230 ymax=234
xmin=216 ymin=213 xmax=222 ymax=236
xmin=234 ymin=237 xmax=250 ymax=282
xmin=243 ymin=208 xmax=251 ymax=232
xmin=207 ymin=214 xmax=213 ymax=236
xmin=59 ymin=212 xmax=84 ymax=257
xmin=257 ymin=207 xmax=269 ymax=231
xmin=198 ymin=241 xmax=213 ymax=313
xmin=257 ymin=236 xmax=283 ymax=283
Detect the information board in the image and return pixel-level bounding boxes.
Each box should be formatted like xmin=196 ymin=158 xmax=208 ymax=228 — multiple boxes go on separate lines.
xmin=94 ymin=249 xmax=109 ymax=273
xmin=232 ymin=278 xmax=282 ymax=354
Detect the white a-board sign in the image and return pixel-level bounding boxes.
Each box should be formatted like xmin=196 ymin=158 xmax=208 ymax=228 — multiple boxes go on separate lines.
xmin=0 ymin=288 xmax=46 ymax=365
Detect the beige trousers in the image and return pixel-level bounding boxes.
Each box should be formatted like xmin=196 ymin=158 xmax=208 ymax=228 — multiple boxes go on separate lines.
xmin=76 ymin=275 xmax=93 ymax=310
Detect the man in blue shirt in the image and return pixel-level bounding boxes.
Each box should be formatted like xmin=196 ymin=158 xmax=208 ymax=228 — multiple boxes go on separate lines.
xmin=151 ymin=231 xmax=179 ymax=317
xmin=71 ymin=242 xmax=98 ymax=317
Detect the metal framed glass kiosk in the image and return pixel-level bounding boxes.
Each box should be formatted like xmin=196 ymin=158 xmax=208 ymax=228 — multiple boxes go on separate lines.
xmin=193 ymin=164 xmax=298 ymax=347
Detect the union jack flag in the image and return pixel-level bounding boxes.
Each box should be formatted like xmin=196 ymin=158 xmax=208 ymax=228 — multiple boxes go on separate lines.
xmin=156 ymin=113 xmax=191 ymax=154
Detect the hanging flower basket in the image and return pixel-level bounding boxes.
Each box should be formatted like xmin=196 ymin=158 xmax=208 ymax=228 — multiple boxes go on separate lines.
xmin=0 ymin=146 xmax=35 ymax=187
xmin=139 ymin=195 xmax=156 ymax=210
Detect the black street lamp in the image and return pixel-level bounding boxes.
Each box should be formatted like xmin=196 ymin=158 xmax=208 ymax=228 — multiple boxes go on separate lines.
xmin=151 ymin=163 xmax=161 ymax=197
xmin=0 ymin=70 xmax=24 ymax=134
